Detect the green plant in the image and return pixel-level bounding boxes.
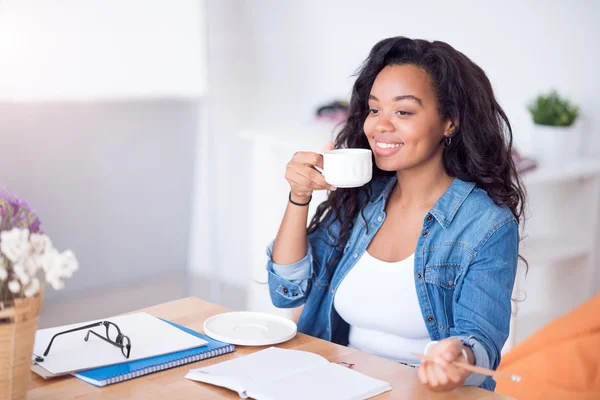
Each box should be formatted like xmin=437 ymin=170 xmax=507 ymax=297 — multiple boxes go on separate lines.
xmin=528 ymin=90 xmax=579 ymax=127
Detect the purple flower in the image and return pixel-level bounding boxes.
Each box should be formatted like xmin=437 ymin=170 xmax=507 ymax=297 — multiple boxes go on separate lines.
xmin=0 ymin=188 xmax=42 ymax=235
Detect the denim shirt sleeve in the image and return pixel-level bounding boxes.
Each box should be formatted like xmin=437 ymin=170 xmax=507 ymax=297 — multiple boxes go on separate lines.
xmin=266 ymin=213 xmax=336 ymax=308
xmin=265 ymin=239 xmax=314 ymax=308
xmin=450 ymin=219 xmax=519 ymax=387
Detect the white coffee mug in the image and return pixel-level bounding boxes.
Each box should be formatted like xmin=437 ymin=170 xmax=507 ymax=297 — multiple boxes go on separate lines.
xmin=317 ymin=149 xmax=373 ymax=188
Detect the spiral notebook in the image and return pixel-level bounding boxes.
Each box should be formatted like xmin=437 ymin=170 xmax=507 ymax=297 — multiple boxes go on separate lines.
xmin=74 ymin=320 xmax=235 ymax=387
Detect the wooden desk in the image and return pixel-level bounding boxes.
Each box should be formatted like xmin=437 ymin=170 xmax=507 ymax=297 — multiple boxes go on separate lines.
xmin=28 ymin=297 xmax=509 ymax=399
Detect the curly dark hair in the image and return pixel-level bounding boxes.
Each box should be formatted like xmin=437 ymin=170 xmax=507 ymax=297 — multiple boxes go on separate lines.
xmin=307 ymin=37 xmax=526 ymax=258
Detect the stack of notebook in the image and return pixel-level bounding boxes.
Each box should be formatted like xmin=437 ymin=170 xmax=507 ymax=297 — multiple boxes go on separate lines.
xmin=32 ymin=315 xmax=235 ymax=387
xmin=76 ymin=320 xmax=235 ymax=386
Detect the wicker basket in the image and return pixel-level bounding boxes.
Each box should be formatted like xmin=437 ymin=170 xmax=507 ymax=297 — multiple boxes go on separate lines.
xmin=0 ymin=290 xmax=43 ymax=400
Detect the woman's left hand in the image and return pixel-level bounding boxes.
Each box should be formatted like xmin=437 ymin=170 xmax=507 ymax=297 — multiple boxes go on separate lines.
xmin=417 ymin=338 xmax=472 ymax=392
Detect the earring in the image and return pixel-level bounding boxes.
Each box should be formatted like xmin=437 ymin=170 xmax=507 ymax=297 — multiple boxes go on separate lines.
xmin=445 ymin=136 xmax=452 ymax=147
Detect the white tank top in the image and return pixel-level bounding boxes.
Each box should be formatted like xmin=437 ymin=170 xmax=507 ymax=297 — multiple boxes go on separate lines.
xmin=333 ymin=251 xmax=430 ymax=365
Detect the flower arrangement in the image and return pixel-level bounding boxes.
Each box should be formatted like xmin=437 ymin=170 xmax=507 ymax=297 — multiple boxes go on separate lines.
xmin=0 ymin=188 xmax=78 ymax=306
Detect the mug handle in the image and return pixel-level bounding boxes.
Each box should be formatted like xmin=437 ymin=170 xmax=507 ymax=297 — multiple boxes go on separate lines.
xmin=315 ymin=151 xmax=325 ymax=174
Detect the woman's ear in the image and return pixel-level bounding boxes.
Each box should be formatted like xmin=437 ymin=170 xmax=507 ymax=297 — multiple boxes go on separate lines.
xmin=444 ymin=118 xmax=457 ymax=138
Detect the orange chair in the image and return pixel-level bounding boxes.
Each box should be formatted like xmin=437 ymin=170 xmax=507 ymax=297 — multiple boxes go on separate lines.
xmin=496 ymin=292 xmax=600 ymax=399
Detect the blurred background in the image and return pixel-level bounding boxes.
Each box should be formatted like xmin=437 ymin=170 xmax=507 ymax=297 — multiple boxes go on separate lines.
xmin=1 ymin=0 xmax=599 ymax=353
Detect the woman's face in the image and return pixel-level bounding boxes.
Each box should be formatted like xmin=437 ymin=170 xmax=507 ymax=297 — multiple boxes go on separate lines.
xmin=363 ymin=64 xmax=453 ymax=172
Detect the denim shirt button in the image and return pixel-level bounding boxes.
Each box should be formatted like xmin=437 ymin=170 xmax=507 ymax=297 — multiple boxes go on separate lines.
xmin=417 ymin=273 xmax=422 ymax=279
xmin=282 ymin=288 xmax=289 ymax=295
xmin=353 ymin=253 xmax=358 ymax=258
xmin=422 ymin=231 xmax=428 ymax=237
xmin=427 ymin=316 xmax=434 ymax=322
xmin=426 ymin=214 xmax=433 ymax=221
xmin=377 ymin=216 xmax=382 ymax=222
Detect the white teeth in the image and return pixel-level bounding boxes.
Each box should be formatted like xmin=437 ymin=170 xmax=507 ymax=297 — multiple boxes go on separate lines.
xmin=376 ymin=142 xmax=402 ymax=149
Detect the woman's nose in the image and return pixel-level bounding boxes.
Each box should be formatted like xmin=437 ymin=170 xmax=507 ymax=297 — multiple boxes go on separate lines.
xmin=374 ymin=113 xmax=395 ymax=133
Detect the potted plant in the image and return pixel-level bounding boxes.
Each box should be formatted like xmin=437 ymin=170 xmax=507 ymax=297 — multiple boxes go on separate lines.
xmin=528 ymin=90 xmax=581 ymax=165
xmin=0 ymin=188 xmax=78 ymax=399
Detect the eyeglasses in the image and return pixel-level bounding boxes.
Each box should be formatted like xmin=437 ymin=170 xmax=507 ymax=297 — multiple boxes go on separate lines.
xmin=37 ymin=320 xmax=131 ymax=362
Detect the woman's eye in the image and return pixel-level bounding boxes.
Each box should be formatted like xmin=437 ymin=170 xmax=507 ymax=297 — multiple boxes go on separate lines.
xmin=369 ymin=108 xmax=379 ymax=115
xmin=396 ymin=111 xmax=412 ymax=116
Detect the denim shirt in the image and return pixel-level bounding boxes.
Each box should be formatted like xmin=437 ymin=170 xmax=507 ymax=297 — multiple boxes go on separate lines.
xmin=266 ymin=175 xmax=518 ymax=391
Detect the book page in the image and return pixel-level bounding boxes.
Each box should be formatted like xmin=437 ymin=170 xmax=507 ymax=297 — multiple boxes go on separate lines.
xmin=249 ymin=362 xmax=392 ymax=400
xmin=185 ymin=347 xmax=328 ymax=393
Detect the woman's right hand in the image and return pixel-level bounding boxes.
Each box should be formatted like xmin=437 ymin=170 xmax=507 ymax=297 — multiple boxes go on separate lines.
xmin=285 ymin=141 xmax=336 ymax=203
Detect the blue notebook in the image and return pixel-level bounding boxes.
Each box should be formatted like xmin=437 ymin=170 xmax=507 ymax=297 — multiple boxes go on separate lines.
xmin=74 ymin=319 xmax=235 ymax=387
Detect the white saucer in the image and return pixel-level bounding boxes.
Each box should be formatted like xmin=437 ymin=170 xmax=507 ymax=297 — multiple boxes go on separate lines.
xmin=203 ymin=311 xmax=297 ymax=346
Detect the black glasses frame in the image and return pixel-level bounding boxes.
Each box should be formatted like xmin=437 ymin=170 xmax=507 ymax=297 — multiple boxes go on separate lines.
xmin=38 ymin=320 xmax=131 ymax=362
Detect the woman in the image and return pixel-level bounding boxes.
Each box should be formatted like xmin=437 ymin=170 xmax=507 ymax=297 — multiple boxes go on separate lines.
xmin=266 ymin=36 xmax=524 ymax=392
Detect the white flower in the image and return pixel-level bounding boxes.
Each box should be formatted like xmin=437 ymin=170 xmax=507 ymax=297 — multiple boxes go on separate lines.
xmin=39 ymin=248 xmax=57 ymax=274
xmin=24 ymin=277 xmax=40 ymax=297
xmin=8 ymin=279 xmax=20 ymax=294
xmin=0 ymin=228 xmax=31 ymax=263
xmin=44 ymin=250 xmax=78 ymax=291
xmin=30 ymin=234 xmax=52 ymax=256
xmin=23 ymin=256 xmax=42 ymax=278
xmin=12 ymin=263 xmax=30 ymax=286
xmin=48 ymin=278 xmax=64 ymax=290
xmin=0 ymin=228 xmax=78 ymax=293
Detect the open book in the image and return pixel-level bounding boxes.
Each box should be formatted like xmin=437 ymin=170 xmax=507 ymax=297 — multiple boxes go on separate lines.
xmin=185 ymin=347 xmax=392 ymax=400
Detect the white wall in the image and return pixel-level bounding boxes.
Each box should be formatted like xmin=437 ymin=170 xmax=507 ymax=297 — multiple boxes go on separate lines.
xmin=241 ymin=0 xmax=600 ymax=155
xmin=189 ymin=1 xmax=259 ymax=292
xmin=0 ymin=0 xmax=207 ymax=100
xmin=203 ymin=0 xmax=600 ymax=295
xmin=0 ymin=0 xmax=208 ymax=303
xmin=0 ymin=101 xmax=198 ymax=300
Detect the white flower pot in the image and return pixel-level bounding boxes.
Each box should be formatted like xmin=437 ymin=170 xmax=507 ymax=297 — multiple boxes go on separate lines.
xmin=533 ymin=123 xmax=582 ymax=166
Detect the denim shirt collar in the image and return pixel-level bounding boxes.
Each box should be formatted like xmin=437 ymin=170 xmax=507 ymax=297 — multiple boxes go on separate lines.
xmin=369 ymin=174 xmax=397 ymax=205
xmin=369 ymin=174 xmax=476 ymax=229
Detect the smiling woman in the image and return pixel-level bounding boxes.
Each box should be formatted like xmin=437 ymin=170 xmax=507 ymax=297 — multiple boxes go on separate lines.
xmin=266 ymin=36 xmax=525 ymax=393
xmin=366 ymin=66 xmax=450 ymax=168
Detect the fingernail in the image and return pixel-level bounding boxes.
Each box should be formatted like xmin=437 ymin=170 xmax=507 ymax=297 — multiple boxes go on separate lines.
xmin=330 ymin=186 xmax=337 ymax=191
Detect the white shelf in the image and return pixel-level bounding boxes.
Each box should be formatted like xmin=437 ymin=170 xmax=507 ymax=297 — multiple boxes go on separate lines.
xmin=520 ymin=237 xmax=591 ymax=266
xmin=522 ymin=158 xmax=600 ymax=186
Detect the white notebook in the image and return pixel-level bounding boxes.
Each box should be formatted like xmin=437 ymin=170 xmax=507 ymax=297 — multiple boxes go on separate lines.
xmin=185 ymin=347 xmax=392 ymax=400
xmin=32 ymin=312 xmax=208 ymax=376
